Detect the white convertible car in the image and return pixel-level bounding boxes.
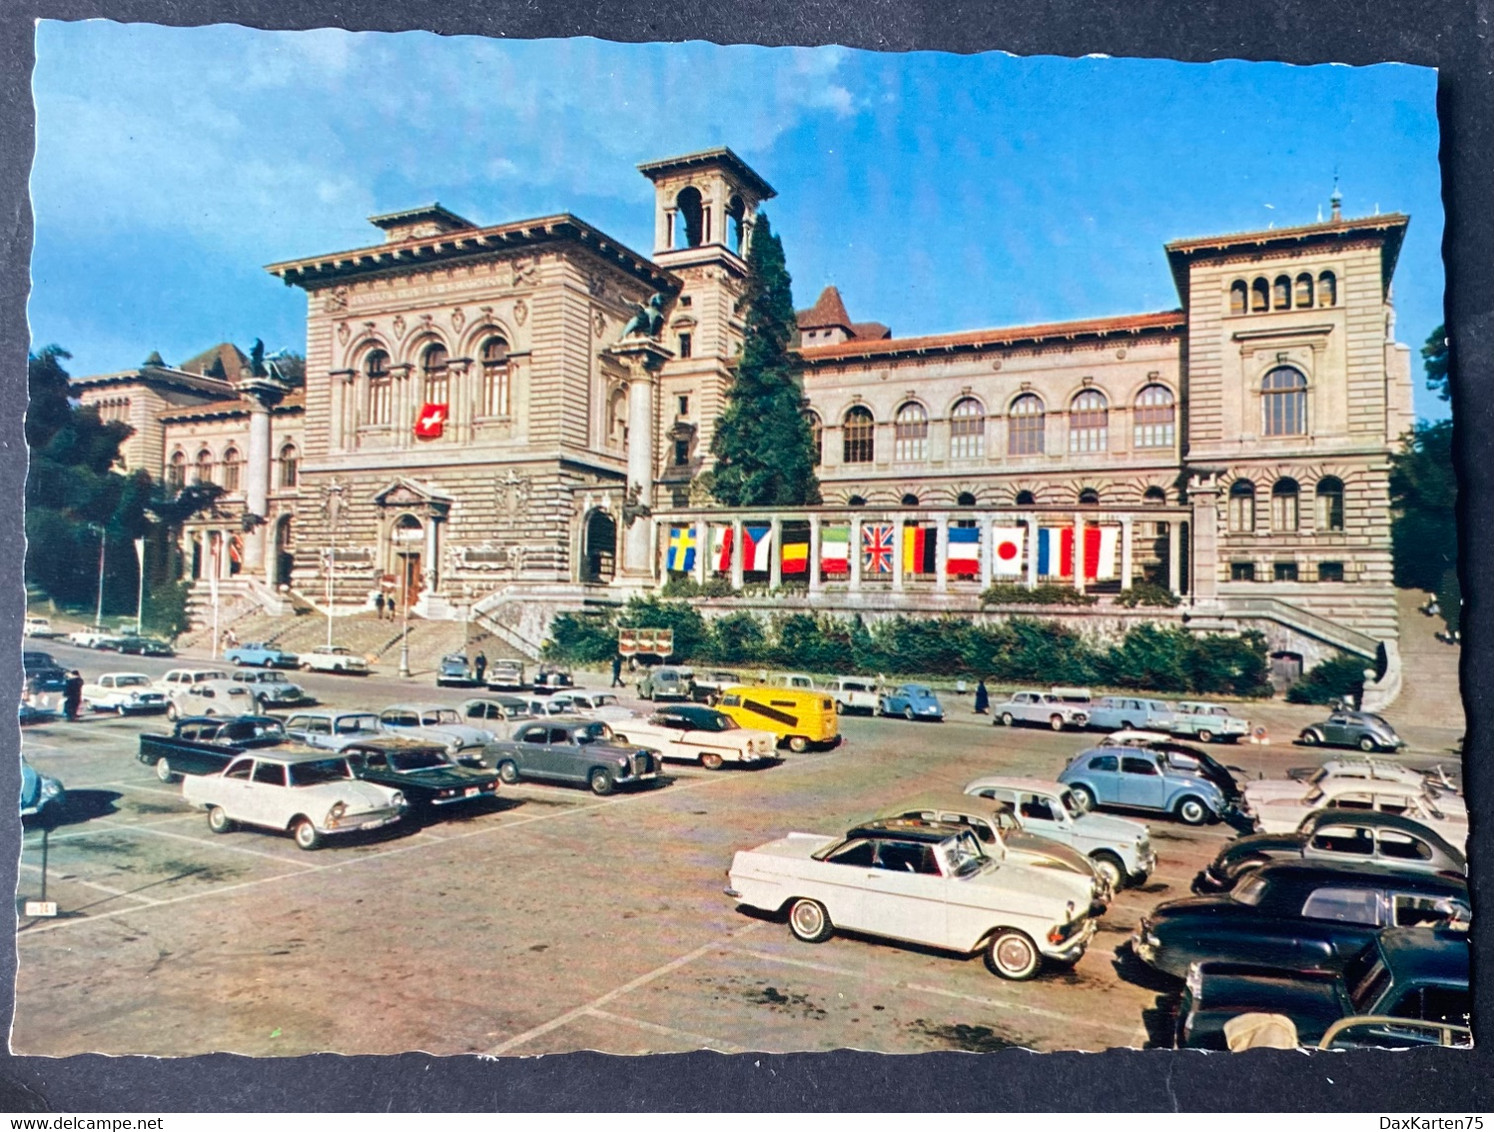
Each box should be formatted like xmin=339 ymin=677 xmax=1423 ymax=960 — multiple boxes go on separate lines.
xmin=182 ymin=750 xmax=406 ymax=850
xmin=1242 ymin=776 xmax=1468 ymax=844
xmin=611 ymin=704 xmax=778 ymax=770
xmin=726 ymin=818 xmax=1099 ymax=979
xmin=81 ymin=672 xmax=169 ymax=715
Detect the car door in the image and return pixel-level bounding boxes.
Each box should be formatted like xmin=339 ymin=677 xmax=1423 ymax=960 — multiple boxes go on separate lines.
xmin=1079 ymin=753 xmax=1121 ymax=802
xmin=1323 ymin=713 xmax=1351 ymax=746
xmin=218 ymin=757 xmax=256 ymax=816
xmin=1119 ymin=755 xmax=1167 ymax=810
xmin=510 ymin=723 xmax=550 ymax=777
xmin=856 ymin=839 xmax=948 ymax=946
xmin=1298 ymin=885 xmax=1386 ymax=960
xmin=248 ymin=760 xmax=291 ymax=827
xmin=1015 ymin=791 xmax=1065 ymax=839
xmin=548 ymin=727 xmax=587 ymax=781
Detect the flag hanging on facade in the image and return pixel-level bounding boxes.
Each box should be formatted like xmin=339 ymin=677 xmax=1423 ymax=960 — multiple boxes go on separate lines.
xmin=991 ymin=526 xmax=1026 ymax=576
xmin=820 ymin=526 xmax=850 ymax=573
xmin=414 ymin=403 xmax=448 ymax=439
xmin=782 ymin=531 xmax=809 ymax=574
xmin=1037 ymin=527 xmax=1072 ymax=577
xmin=903 ymin=524 xmax=937 ymax=575
xmin=712 ymin=526 xmax=733 ymax=573
xmin=743 ymin=524 xmax=773 ymax=572
xmin=1089 ymin=526 xmax=1120 ymax=581
xmin=947 ymin=526 xmax=980 ymax=575
xmin=667 ymin=526 xmax=696 ymax=572
xmin=862 ymin=523 xmax=894 ymax=575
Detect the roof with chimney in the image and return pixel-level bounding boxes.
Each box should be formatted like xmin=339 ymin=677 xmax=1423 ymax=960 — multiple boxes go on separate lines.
xmin=795 ymin=286 xmax=892 ymax=343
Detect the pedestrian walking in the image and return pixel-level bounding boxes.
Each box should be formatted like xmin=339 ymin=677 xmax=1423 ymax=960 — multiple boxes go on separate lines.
xmin=63 ymin=670 xmax=84 ymax=722
xmin=611 ymin=654 xmax=624 ymax=688
xmin=974 ymin=679 xmax=990 ymax=715
xmin=474 ymin=651 xmax=488 ymax=683
xmin=375 ymin=592 xmax=386 ymax=619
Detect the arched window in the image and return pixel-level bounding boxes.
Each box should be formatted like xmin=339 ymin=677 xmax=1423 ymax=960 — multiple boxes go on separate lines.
xmin=278 ymin=443 xmax=299 ymax=489
xmin=843 ymin=406 xmax=875 ymax=464
xmin=847 ymin=495 xmax=867 ymax=508
xmin=1295 ymin=273 xmax=1315 ymax=308
xmin=1318 ymin=270 xmax=1337 ymax=307
xmin=194 ymin=448 xmax=215 ymax=486
xmin=1262 ymin=367 xmax=1307 ymax=436
xmin=1229 ymin=280 xmax=1248 ymax=315
xmin=727 ymin=195 xmax=746 ymax=255
xmin=1316 ymin=476 xmax=1345 ymax=532
xmin=1251 ymin=278 xmax=1270 ymax=312
xmin=167 ymin=450 xmax=186 ymax=491
xmin=607 ymin=387 xmax=629 ymax=448
xmin=365 ymin=349 xmax=391 ymax=426
xmin=421 ymin=343 xmax=449 ymax=406
xmin=479 ymin=337 xmax=510 ymax=417
xmin=957 ymin=491 xmax=977 ymax=507
xmin=1143 ymin=486 xmax=1167 ymax=505
xmin=1068 ymin=389 xmax=1109 ymax=453
xmin=900 ymin=493 xmax=921 ymax=508
xmin=1008 ymin=394 xmax=1045 ymax=455
xmin=949 ymin=397 xmax=986 ymax=460
xmin=221 ymin=447 xmax=242 ymax=493
xmin=1078 ymin=488 xmax=1100 ymax=505
xmin=894 ymin=401 xmax=929 ymax=461
xmin=675 ymin=187 xmax=704 ymax=248
xmin=804 ymin=411 xmax=822 ymax=465
xmin=1273 ymin=275 xmax=1292 ymax=310
xmin=1134 ymin=384 xmax=1176 ymax=448
xmin=1271 ymin=478 xmax=1300 ymax=531
xmin=1228 ymin=480 xmax=1256 ymax=533
xmin=1015 ymin=490 xmax=1036 ymax=506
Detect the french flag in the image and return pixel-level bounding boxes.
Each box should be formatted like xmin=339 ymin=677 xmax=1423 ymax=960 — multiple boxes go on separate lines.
xmin=947 ymin=526 xmax=980 ymax=575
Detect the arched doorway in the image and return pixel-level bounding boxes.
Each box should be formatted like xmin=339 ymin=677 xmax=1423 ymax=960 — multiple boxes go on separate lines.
xmin=582 ymin=509 xmax=617 ymax=583
xmin=273 ymin=516 xmax=295 ymax=587
xmin=389 ymin=514 xmax=425 ymax=610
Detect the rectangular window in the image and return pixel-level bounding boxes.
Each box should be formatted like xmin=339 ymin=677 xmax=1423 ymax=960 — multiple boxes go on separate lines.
xmin=678 ymin=395 xmax=690 ymax=416
xmin=678 ymin=333 xmax=692 ymax=359
xmin=1319 ymin=561 xmax=1345 ymax=582
xmin=369 ymin=377 xmax=392 ymax=425
xmin=481 ymin=363 xmax=510 ymax=418
xmin=1230 ymin=562 xmax=1256 ymax=582
xmin=673 ymin=439 xmax=690 ymax=466
xmin=1274 ymin=561 xmax=1299 ymax=582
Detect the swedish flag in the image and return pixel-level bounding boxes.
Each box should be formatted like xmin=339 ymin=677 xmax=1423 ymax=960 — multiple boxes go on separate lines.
xmin=667 ymin=526 xmax=697 ymax=572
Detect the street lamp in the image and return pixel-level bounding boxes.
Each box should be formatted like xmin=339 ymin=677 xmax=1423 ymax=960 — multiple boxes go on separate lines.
xmin=397 ymin=556 xmax=412 ymax=678
xmin=133 ymin=537 xmax=146 ymax=636
xmin=324 ymin=482 xmax=345 ymax=649
xmin=91 ymin=525 xmax=106 ymax=628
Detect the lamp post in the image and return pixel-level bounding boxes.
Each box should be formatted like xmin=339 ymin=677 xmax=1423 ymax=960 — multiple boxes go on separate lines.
xmin=397 ymin=555 xmax=412 ymax=678
xmin=324 ymin=482 xmax=345 ymax=649
xmin=91 ymin=525 xmax=107 ymax=627
xmin=133 ymin=537 xmax=146 ymax=636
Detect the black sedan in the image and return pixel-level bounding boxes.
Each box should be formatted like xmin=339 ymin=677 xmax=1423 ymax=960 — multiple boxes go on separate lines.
xmin=484 ymin=718 xmax=660 ymax=795
xmin=339 ymin=737 xmax=499 ymax=810
xmin=1193 ymin=810 xmax=1466 ymax=894
xmin=1132 ymin=858 xmax=1469 ymax=979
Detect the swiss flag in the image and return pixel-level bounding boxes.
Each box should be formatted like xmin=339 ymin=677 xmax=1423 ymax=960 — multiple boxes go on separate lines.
xmin=414 ymin=403 xmax=448 ymax=439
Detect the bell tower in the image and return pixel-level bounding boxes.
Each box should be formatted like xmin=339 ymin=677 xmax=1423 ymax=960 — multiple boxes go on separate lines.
xmin=636 ymin=149 xmax=777 ymax=505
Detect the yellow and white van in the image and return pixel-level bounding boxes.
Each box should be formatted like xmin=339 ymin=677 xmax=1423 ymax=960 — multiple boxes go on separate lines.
xmin=716 ymin=686 xmax=839 ymax=752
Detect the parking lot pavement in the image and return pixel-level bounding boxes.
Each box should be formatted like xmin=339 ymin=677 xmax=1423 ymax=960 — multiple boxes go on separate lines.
xmin=11 ymin=672 xmax=1461 ymax=1057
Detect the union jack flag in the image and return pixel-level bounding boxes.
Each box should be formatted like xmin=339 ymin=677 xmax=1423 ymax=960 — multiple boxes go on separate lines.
xmin=862 ymin=523 xmax=894 ymax=575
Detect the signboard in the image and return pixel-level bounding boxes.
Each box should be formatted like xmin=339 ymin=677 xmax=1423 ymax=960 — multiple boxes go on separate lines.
xmin=618 ymin=628 xmax=674 ymax=658
xmin=24 ymin=901 xmax=58 ymax=918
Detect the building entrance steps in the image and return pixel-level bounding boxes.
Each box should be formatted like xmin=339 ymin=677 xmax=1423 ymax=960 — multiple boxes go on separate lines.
xmin=1384 ymin=588 xmax=1463 ymax=729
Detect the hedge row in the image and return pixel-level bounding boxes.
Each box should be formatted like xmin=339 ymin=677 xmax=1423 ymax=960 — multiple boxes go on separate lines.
xmin=544 ymin=598 xmax=1274 ymax=697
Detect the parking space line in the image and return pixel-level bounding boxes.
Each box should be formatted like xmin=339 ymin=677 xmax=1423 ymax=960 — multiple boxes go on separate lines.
xmin=483 ymin=921 xmax=766 ymax=1056
xmin=113 ymin=782 xmax=189 ymax=800
xmin=98 ymin=822 xmax=324 ymax=869
xmin=16 ymin=861 xmax=161 ymax=906
xmin=584 ymin=1007 xmax=743 ymax=1053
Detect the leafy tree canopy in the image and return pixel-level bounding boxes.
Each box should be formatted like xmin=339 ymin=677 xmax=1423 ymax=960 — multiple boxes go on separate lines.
xmin=1421 ymin=323 xmax=1448 ymax=402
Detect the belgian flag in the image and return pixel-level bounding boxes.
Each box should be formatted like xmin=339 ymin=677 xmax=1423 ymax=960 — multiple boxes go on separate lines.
xmin=902 ymin=524 xmax=937 ymax=575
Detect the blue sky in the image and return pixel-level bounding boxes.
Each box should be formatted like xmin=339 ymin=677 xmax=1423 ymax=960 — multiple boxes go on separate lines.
xmin=30 ymin=23 xmax=1446 ymax=418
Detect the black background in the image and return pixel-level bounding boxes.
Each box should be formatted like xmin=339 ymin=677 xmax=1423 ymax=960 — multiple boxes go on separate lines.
xmin=0 ymin=0 xmax=1488 ymax=1112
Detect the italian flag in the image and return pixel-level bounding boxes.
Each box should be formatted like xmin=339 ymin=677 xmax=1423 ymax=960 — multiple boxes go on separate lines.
xmin=820 ymin=526 xmax=850 ymax=573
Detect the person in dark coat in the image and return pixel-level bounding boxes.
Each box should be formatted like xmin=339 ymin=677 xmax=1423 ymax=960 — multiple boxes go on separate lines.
xmin=375 ymin=592 xmax=386 ymax=620
xmin=611 ymin=654 xmax=624 ymax=688
xmin=63 ymin=671 xmax=84 ymax=722
xmin=974 ymin=679 xmax=990 ymax=715
xmin=474 ymin=652 xmax=488 ymax=683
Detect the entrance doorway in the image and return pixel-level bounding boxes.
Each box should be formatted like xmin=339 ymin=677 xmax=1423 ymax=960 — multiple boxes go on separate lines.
xmin=582 ymin=509 xmax=617 ymax=583
xmin=273 ymin=516 xmax=295 ymax=587
xmin=390 ymin=514 xmax=425 ymax=610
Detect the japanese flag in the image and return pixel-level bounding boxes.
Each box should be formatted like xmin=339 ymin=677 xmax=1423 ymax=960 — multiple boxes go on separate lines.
xmin=991 ymin=526 xmax=1025 ymax=576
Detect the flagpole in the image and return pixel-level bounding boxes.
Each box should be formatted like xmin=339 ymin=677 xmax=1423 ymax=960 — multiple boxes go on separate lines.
xmin=133 ymin=537 xmax=146 ymax=636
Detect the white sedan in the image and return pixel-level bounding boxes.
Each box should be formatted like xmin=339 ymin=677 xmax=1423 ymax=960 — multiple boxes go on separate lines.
xmin=1243 ymin=758 xmax=1449 ymax=809
xmin=1243 ymin=777 xmax=1468 ymax=844
xmin=545 ymin=690 xmax=637 ymax=723
xmin=301 ymin=646 xmax=370 ymax=674
xmin=81 ymin=672 xmax=169 ymax=715
xmin=165 ymin=678 xmax=254 ymax=721
xmin=611 ymin=704 xmax=777 ymax=770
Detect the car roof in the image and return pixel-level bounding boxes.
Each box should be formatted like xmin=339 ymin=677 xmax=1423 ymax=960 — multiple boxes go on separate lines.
xmin=1301 ymin=809 xmax=1450 ymax=839
xmin=382 ymin=703 xmax=457 ymax=712
xmin=1314 ymin=777 xmax=1421 ymax=797
xmin=229 ymin=748 xmax=347 ymax=765
xmin=877 ymin=793 xmax=1012 ymax=819
xmin=1377 ymin=927 xmax=1470 ymax=982
xmin=1255 ymin=858 xmax=1467 ymax=893
xmin=339 ymin=736 xmax=447 ymax=753
xmin=844 ymin=819 xmax=973 ymax=844
xmin=965 ymin=775 xmax=1067 ymax=794
xmin=655 ymin=704 xmax=718 ymax=717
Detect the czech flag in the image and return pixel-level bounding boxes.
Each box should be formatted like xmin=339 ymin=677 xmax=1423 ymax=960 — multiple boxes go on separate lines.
xmin=414 ymin=403 xmax=448 ymax=439
xmin=991 ymin=526 xmax=1026 ymax=576
xmin=667 ymin=526 xmax=696 ymax=572
xmin=744 ymin=524 xmax=773 ymax=572
xmin=903 ymin=524 xmax=937 ymax=575
xmin=782 ymin=532 xmax=810 ymax=574
xmin=820 ymin=526 xmax=850 ymax=573
xmin=947 ymin=526 xmax=980 ymax=576
xmin=713 ymin=526 xmax=733 ymax=573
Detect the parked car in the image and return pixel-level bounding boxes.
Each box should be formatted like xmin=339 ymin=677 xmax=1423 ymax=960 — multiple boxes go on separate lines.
xmin=829 ymin=676 xmax=880 ymax=716
xmin=114 ymin=635 xmax=175 ymax=657
xmin=157 ymin=667 xmax=232 ymax=692
xmin=461 ymin=696 xmax=538 ymax=739
xmin=638 ymin=666 xmax=695 ymax=702
xmin=875 ymin=794 xmax=1109 ymax=903
xmin=282 ymin=710 xmax=385 ymax=751
xmin=1193 ymin=810 xmax=1467 ymax=895
xmin=1243 ymin=759 xmax=1447 ymax=812
xmin=1169 ymin=701 xmax=1250 ymax=743
xmin=164 ymin=678 xmax=255 ymax=722
xmin=992 ymin=691 xmax=1090 ymax=731
xmin=377 ymin=704 xmax=494 ymax=764
xmin=436 ymin=654 xmax=481 ymax=688
xmin=231 ymin=669 xmax=308 ymax=710
xmin=1088 ymin=736 xmax=1244 ymax=809
xmin=80 ymin=672 xmax=169 ymax=715
xmin=963 ymin=775 xmax=1155 ymax=889
xmin=485 ymin=659 xmax=526 ymax=690
xmin=1057 ymin=745 xmax=1230 ymax=825
xmin=224 ymin=642 xmax=300 ymax=669
xmin=338 ymin=737 xmax=499 ymax=812
xmin=532 ymin=664 xmax=574 ymax=693
xmin=485 ymin=718 xmax=661 ymax=795
xmin=690 ymin=670 xmax=742 ymax=703
xmin=1133 ymin=859 xmax=1470 ymax=980
xmin=1176 ymin=926 xmax=1471 ymax=1050
xmin=1286 ymin=756 xmax=1457 ymax=789
xmin=182 ymin=750 xmax=406 ymax=850
xmin=775 ymin=673 xmax=819 ymax=690
xmin=1084 ymin=695 xmax=1176 ymax=733
xmin=66 ymin=627 xmax=123 ymax=649
xmin=139 ymin=714 xmax=290 ymax=782
xmin=23 ymin=651 xmax=68 ymax=697
xmin=300 ymin=645 xmax=370 ymax=675
xmin=24 ymin=616 xmax=59 ymax=639
xmin=878 ymin=683 xmax=944 ymax=722
xmin=715 ymin=686 xmax=839 ymax=753
xmin=610 ymin=704 xmax=778 ymax=770
xmin=544 ymin=690 xmax=635 ymax=723
xmin=1241 ymin=777 xmax=1467 ymax=843
xmin=725 ymin=818 xmax=1099 ymax=980
xmin=1299 ymin=710 xmax=1406 ymax=752
xmin=20 ymin=757 xmax=64 ymax=820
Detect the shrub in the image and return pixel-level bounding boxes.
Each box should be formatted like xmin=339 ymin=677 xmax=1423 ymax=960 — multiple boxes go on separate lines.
xmin=141 ymin=578 xmax=193 ymax=640
xmin=545 ymin=610 xmax=618 ymax=665
xmin=1286 ymin=653 xmax=1371 ymax=705
xmin=659 ymin=575 xmax=701 ymax=598
xmin=708 ymin=611 xmax=767 ymax=664
xmin=1097 ymin=623 xmax=1192 ymax=692
xmin=980 ymin=582 xmax=1097 ymax=606
xmin=1185 ymin=631 xmax=1274 ymax=698
xmin=1114 ymin=582 xmax=1181 ymax=608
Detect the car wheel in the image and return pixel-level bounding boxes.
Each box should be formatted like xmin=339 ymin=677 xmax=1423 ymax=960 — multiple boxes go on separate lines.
xmin=1120 ymin=720 xmax=1136 ymax=730
xmin=497 ymin=760 xmax=520 ymax=785
xmin=155 ymin=758 xmax=176 ymax=783
xmin=787 ymin=735 xmax=809 ymax=754
xmin=984 ymin=929 xmax=1041 ymax=980
xmin=1049 ymin=714 xmax=1065 ymax=731
xmin=999 ymin=712 xmax=1015 ymax=727
xmin=166 ymin=703 xmax=179 ymax=721
xmin=903 ymin=706 xmax=916 ymax=722
xmin=1300 ymin=729 xmax=1321 ymax=746
xmin=787 ymin=898 xmax=833 ymax=943
xmin=1197 ymin=729 xmax=1214 ymax=743
xmin=700 ymin=752 xmax=724 ymax=771
xmin=1069 ymin=784 xmax=1096 ymax=812
xmin=1091 ymin=852 xmax=1125 ymax=891
xmin=334 ymin=664 xmax=344 ymax=673
xmin=291 ymin=817 xmax=323 ymax=850
xmin=589 ymin=769 xmax=615 ymax=796
xmin=207 ymin=805 xmax=234 ymax=834
xmin=1175 ymin=796 xmax=1209 ymax=826
xmin=1358 ymin=736 xmax=1377 ymax=752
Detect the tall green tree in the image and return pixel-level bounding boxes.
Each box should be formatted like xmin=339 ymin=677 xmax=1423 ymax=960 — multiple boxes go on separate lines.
xmin=1421 ymin=323 xmax=1448 ymax=402
xmin=709 ymin=212 xmax=821 ymax=507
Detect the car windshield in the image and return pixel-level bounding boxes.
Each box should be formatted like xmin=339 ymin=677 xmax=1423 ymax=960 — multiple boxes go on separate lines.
xmin=115 ymin=675 xmax=148 ymax=687
xmin=941 ymin=830 xmax=989 ymax=878
xmin=687 ymin=711 xmax=736 ymax=732
xmin=287 ymin=759 xmax=352 ymax=786
xmin=334 ymin=714 xmax=380 ymax=734
xmin=224 ymin=720 xmax=286 ymax=741
xmin=575 ymin=722 xmax=613 ymax=744
xmin=1232 ymin=874 xmax=1269 ymax=906
xmin=388 ymin=749 xmax=451 ymax=772
xmin=422 ymin=710 xmax=461 ymax=725
xmin=1305 ymin=787 xmax=1326 ymax=805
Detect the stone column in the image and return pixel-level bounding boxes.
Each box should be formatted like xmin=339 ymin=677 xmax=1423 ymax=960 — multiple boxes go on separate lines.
xmin=608 ymin=338 xmax=671 ymax=578
xmin=1188 ymin=476 xmax=1221 ymax=601
xmin=328 ymin=370 xmax=349 ymax=451
xmin=693 ymin=517 xmax=708 ymax=586
xmin=808 ymin=516 xmax=822 ymax=595
xmin=425 ymin=516 xmax=439 ymax=592
xmin=1120 ymin=516 xmax=1135 ymax=592
xmin=1026 ymin=513 xmax=1040 ymax=590
xmin=849 ymin=516 xmax=863 ymax=592
xmin=240 ymin=377 xmax=285 ymax=577
xmin=935 ymin=513 xmax=950 ymax=593
xmin=730 ymin=517 xmax=744 ymax=590
xmin=1168 ymin=521 xmax=1183 ymax=595
xmin=393 ymin=364 xmax=414 ymax=449
xmin=1073 ymin=513 xmax=1086 ymax=596
xmin=893 ymin=515 xmax=906 ymax=593
xmin=769 ymin=517 xmax=782 ymax=590
xmin=448 ymin=358 xmax=472 ymax=442
xmin=981 ymin=515 xmax=995 ymax=587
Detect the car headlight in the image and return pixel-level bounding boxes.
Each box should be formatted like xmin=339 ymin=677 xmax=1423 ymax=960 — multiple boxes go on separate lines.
xmin=41 ymin=779 xmax=62 ymax=797
xmin=328 ymin=801 xmax=347 ymax=820
xmin=390 ymin=791 xmax=405 ymax=808
xmin=128 ymin=692 xmax=140 ymax=701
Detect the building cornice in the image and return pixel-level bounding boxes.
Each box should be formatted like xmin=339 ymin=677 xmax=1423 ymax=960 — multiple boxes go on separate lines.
xmin=71 ymin=366 xmax=238 ymax=399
